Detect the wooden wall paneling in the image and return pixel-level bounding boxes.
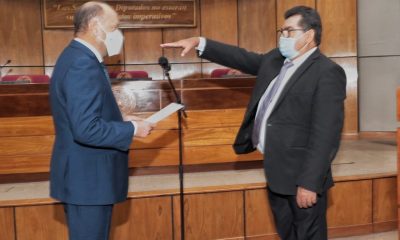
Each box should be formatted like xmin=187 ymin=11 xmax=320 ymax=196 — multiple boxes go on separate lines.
xmin=162 ymin=0 xmax=201 ymax=63
xmin=161 ymin=89 xmax=183 ymax=109
xmin=276 ymin=0 xmax=316 ymax=28
xmin=327 ymin=180 xmax=373 ymax=238
xmin=173 ymin=195 xmax=182 ymax=240
xmin=238 ymin=0 xmax=277 ymax=53
xmin=125 ymin=64 xmax=164 ymax=81
xmin=245 ymin=189 xmax=278 ymax=239
xmin=200 ymin=0 xmax=238 ymax=46
xmin=182 ymin=88 xmax=253 ymax=110
xmin=332 ymin=57 xmax=358 ymax=135
xmin=129 ymin=148 xmax=178 ymax=167
xmin=0 ymin=0 xmax=43 ymax=66
xmin=0 ymin=83 xmax=49 ymax=94
xmin=183 ymin=77 xmax=256 ymax=89
xmin=0 ymin=116 xmax=54 ymax=137
xmin=0 ymin=207 xmax=15 ymax=240
xmin=15 ymin=204 xmax=68 ymax=240
xmin=317 ymin=0 xmax=357 ymax=57
xmin=110 ymin=197 xmax=173 ymax=240
xmin=184 ymin=109 xmax=246 ymax=129
xmin=184 ymin=145 xmax=263 ymax=165
xmin=131 ymin=130 xmax=179 ymax=149
xmin=0 ymin=135 xmax=53 ymax=156
xmin=124 ymin=29 xmax=163 ymax=64
xmin=183 ymin=127 xmax=238 ymax=147
xmin=0 ymin=154 xmax=50 ymax=174
xmin=42 ymin=30 xmax=74 ymax=66
xmin=372 ymin=177 xmax=397 ymax=232
xmin=173 ymin=191 xmax=244 ymax=240
xmin=0 ymin=93 xmax=50 ymax=117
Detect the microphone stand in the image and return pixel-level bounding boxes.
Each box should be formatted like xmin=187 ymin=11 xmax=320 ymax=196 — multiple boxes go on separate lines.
xmin=163 ymin=67 xmax=187 ymax=240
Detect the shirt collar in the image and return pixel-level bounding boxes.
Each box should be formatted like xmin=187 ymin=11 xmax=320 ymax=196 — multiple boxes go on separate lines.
xmin=285 ymin=47 xmax=318 ymax=67
xmin=74 ymin=38 xmax=104 ymax=63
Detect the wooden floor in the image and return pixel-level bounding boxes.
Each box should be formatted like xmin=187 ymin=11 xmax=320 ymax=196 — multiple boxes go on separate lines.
xmin=332 ymin=230 xmax=397 ymax=239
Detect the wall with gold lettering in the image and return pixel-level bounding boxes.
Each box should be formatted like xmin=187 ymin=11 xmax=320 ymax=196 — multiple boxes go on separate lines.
xmin=0 ymin=0 xmax=358 ymax=133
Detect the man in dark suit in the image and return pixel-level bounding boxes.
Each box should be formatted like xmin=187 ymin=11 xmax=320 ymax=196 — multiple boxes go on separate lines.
xmin=162 ymin=6 xmax=346 ymax=240
xmin=49 ymin=2 xmax=154 ymax=239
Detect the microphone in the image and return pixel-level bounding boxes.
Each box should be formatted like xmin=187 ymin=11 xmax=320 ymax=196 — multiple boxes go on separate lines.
xmin=158 ymin=56 xmax=171 ymax=72
xmin=157 ymin=56 xmax=187 ymax=118
xmin=0 ymin=60 xmax=11 ymax=80
xmin=1 ymin=60 xmax=11 ymax=68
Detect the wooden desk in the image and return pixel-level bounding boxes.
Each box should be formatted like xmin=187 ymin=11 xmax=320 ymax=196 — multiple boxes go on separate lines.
xmin=0 ymin=78 xmax=374 ymax=240
xmin=0 ymin=77 xmax=358 ymax=176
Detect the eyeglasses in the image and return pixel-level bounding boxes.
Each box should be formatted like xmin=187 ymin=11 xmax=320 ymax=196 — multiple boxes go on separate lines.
xmin=277 ymin=28 xmax=306 ymax=38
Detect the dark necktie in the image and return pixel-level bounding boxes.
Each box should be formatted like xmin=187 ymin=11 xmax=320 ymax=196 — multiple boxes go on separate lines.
xmin=252 ymin=61 xmax=294 ymax=147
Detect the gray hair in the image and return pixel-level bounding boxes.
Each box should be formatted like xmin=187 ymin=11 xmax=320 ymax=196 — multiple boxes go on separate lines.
xmin=73 ymin=2 xmax=104 ymax=35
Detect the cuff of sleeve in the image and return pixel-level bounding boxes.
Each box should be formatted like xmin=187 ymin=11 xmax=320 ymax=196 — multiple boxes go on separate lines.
xmin=131 ymin=121 xmax=138 ymax=136
xmin=195 ymin=37 xmax=207 ymax=56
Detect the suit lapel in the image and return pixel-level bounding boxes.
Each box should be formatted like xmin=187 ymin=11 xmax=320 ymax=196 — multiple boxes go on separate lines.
xmin=248 ymin=53 xmax=285 ymax=113
xmin=270 ymin=49 xmax=320 ymax=115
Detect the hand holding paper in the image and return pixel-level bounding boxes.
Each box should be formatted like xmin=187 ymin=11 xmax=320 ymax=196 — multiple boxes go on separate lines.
xmin=146 ymin=103 xmax=184 ymax=124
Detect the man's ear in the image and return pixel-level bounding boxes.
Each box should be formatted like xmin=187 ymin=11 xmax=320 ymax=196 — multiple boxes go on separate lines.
xmin=88 ymin=18 xmax=100 ymax=36
xmin=306 ymin=29 xmax=316 ymax=45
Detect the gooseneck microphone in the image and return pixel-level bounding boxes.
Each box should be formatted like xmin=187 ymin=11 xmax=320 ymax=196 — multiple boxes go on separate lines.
xmin=158 ymin=56 xmax=171 ymax=72
xmin=157 ymin=56 xmax=187 ymax=240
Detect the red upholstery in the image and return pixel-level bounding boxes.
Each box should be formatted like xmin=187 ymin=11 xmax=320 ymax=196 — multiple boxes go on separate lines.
xmin=210 ymin=68 xmax=230 ymax=78
xmin=1 ymin=75 xmax=50 ymax=83
xmin=109 ymin=71 xmax=149 ymax=79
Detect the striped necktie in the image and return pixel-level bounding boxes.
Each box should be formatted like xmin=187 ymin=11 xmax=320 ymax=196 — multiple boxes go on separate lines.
xmin=251 ymin=61 xmax=294 ymax=147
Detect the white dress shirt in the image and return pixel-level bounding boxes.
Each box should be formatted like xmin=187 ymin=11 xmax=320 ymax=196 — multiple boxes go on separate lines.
xmin=196 ymin=37 xmax=317 ymax=153
xmin=74 ymin=38 xmax=138 ymax=135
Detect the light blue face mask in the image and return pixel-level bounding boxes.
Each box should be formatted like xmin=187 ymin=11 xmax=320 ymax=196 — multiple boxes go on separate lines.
xmin=279 ymin=36 xmax=300 ymax=59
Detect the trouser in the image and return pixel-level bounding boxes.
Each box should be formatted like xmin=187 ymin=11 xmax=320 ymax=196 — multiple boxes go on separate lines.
xmin=267 ymin=187 xmax=328 ymax=240
xmin=64 ymin=203 xmax=114 ymax=240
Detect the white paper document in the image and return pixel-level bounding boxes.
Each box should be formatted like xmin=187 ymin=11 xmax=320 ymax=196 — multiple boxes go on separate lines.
xmin=146 ymin=103 xmax=184 ymax=124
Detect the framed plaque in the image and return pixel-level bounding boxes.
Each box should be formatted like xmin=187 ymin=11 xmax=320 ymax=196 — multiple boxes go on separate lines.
xmin=43 ymin=0 xmax=196 ymax=28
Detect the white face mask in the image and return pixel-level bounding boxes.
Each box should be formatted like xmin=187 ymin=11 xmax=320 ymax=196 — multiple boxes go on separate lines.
xmin=96 ymin=22 xmax=124 ymax=56
xmin=278 ymin=32 xmax=307 ymax=59
xmin=279 ymin=36 xmax=299 ymax=59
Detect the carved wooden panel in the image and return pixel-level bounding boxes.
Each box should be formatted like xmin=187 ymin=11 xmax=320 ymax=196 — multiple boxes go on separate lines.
xmin=15 ymin=204 xmax=68 ymax=240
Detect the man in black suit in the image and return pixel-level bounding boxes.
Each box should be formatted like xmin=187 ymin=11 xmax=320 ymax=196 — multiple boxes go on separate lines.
xmin=162 ymin=6 xmax=346 ymax=240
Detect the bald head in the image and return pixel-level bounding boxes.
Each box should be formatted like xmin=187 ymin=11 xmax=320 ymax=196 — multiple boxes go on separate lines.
xmin=73 ymin=1 xmax=117 ymax=35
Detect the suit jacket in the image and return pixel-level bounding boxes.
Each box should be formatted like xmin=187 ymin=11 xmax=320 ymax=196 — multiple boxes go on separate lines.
xmin=49 ymin=40 xmax=134 ymax=205
xmin=201 ymin=39 xmax=347 ymax=195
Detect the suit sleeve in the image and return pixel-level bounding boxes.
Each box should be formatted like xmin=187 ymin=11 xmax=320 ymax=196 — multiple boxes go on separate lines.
xmin=201 ymin=39 xmax=265 ymax=76
xmin=63 ymin=57 xmax=134 ymax=151
xmin=296 ymin=64 xmax=347 ymax=193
